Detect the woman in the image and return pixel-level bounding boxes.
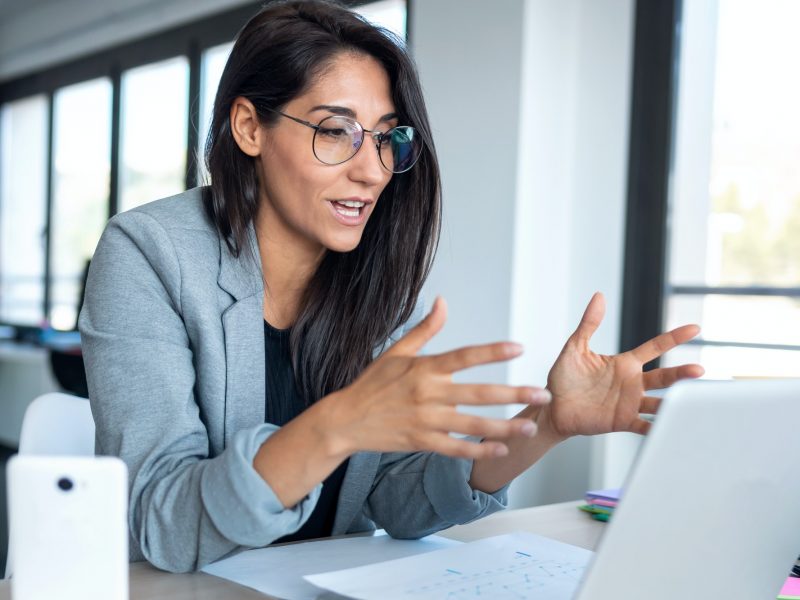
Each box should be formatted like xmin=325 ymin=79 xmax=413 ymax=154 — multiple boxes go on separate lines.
xmin=79 ymin=0 xmax=703 ymax=573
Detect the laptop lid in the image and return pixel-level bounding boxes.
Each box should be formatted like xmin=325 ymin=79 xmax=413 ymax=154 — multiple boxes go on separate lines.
xmin=577 ymin=379 xmax=800 ymax=600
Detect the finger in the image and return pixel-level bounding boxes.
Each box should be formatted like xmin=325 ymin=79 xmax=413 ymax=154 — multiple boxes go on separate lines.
xmin=643 ymin=363 xmax=705 ymax=390
xmin=627 ymin=418 xmax=652 ymax=436
xmin=425 ymin=341 xmax=524 ymax=374
xmin=567 ymin=292 xmax=606 ymax=348
xmin=639 ymin=396 xmax=662 ymax=415
xmin=630 ymin=324 xmax=701 ymax=364
xmin=385 ymin=296 xmax=447 ymax=357
xmin=418 ymin=432 xmax=510 ymax=460
xmin=437 ymin=384 xmax=551 ymax=406
xmin=427 ymin=410 xmax=538 ymax=440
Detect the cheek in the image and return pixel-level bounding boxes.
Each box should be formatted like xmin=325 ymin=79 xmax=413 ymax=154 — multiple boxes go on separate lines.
xmin=260 ymin=153 xmax=336 ymax=219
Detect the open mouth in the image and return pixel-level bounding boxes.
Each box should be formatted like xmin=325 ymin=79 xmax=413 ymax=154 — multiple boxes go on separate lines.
xmin=331 ymin=200 xmax=366 ymax=218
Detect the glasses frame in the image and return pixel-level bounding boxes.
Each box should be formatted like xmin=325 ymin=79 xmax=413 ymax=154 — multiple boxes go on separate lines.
xmin=262 ymin=106 xmax=420 ymax=173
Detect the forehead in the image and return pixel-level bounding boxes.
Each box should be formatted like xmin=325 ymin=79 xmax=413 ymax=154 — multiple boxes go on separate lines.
xmin=291 ymin=52 xmax=395 ymax=119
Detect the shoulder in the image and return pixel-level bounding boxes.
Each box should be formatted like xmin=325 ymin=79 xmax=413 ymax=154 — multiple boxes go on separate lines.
xmin=113 ymin=186 xmax=214 ymax=236
xmin=91 ymin=187 xmax=222 ymax=292
xmin=101 ymin=187 xmax=219 ymax=260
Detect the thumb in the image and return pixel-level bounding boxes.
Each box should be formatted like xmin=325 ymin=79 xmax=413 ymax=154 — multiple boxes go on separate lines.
xmin=568 ymin=292 xmax=605 ymax=348
xmin=385 ymin=296 xmax=447 ymax=357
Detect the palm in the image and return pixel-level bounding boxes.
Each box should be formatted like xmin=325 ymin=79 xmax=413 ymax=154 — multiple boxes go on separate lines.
xmin=542 ymin=293 xmax=703 ymax=438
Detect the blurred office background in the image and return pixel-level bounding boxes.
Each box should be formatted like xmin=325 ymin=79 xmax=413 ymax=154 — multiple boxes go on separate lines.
xmin=0 ymin=0 xmax=798 ymax=574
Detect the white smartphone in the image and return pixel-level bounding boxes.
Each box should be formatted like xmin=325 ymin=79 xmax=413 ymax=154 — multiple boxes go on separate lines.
xmin=7 ymin=455 xmax=129 ymax=600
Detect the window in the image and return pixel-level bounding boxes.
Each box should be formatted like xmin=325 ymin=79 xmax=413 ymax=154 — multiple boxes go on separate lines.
xmin=662 ymin=0 xmax=800 ymax=378
xmin=0 ymin=0 xmax=408 ymax=331
xmin=355 ymin=0 xmax=407 ymax=41
xmin=198 ymin=42 xmax=234 ymax=185
xmin=119 ymin=58 xmax=189 ymax=212
xmin=0 ymin=95 xmax=48 ymax=325
xmin=49 ymin=79 xmax=112 ymax=330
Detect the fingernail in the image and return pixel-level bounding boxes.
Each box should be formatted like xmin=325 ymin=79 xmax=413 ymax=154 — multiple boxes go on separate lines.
xmin=520 ymin=421 xmax=537 ymax=437
xmin=525 ymin=388 xmax=551 ymax=403
xmin=507 ymin=343 xmax=524 ymax=355
xmin=493 ymin=444 xmax=509 ymax=457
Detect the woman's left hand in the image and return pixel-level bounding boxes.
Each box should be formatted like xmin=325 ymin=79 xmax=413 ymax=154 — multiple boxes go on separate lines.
xmin=540 ymin=292 xmax=704 ymax=439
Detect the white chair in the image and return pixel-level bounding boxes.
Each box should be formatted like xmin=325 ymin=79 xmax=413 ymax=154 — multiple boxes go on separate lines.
xmin=16 ymin=392 xmax=95 ymax=456
xmin=4 ymin=392 xmax=96 ymax=579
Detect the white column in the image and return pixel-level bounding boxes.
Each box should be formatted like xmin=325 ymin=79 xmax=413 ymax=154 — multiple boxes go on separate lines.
xmin=413 ymin=0 xmax=636 ymax=506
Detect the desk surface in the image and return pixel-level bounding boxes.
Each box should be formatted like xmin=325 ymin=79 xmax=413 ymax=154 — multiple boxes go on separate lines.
xmin=0 ymin=500 xmax=604 ymax=600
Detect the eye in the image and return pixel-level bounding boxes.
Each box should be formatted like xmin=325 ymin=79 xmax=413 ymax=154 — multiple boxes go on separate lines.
xmin=317 ymin=126 xmax=349 ymax=140
xmin=375 ymin=131 xmax=392 ymax=146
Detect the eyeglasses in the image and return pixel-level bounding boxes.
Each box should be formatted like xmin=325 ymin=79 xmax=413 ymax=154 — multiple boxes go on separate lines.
xmin=263 ymin=106 xmax=422 ymax=173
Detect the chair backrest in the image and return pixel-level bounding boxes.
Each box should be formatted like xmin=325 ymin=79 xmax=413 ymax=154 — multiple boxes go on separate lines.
xmin=5 ymin=393 xmax=95 ymax=579
xmin=17 ymin=392 xmax=95 ymax=456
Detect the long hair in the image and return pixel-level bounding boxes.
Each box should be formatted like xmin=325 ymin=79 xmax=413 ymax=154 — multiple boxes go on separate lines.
xmin=204 ymin=0 xmax=441 ymax=403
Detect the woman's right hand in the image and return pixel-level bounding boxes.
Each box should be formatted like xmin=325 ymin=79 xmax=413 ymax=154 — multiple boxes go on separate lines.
xmin=319 ymin=297 xmax=552 ymax=461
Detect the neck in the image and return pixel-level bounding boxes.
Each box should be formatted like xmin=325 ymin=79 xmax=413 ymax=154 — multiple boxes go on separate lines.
xmin=255 ymin=205 xmax=325 ymax=329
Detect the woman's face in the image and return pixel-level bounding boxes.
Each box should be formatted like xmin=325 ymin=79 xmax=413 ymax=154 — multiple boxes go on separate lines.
xmin=252 ymin=52 xmax=396 ymax=255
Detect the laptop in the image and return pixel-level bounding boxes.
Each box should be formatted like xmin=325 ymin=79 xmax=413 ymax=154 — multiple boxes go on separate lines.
xmin=575 ymin=378 xmax=800 ymax=599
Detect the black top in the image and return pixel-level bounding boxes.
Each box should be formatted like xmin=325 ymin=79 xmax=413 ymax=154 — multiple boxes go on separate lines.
xmin=264 ymin=320 xmax=349 ymax=544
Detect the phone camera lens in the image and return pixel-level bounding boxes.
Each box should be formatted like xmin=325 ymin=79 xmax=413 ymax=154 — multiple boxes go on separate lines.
xmin=57 ymin=477 xmax=73 ymax=492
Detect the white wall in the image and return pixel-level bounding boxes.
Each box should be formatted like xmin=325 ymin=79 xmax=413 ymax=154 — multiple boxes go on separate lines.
xmin=413 ymin=0 xmax=636 ymax=506
xmin=412 ymin=0 xmax=525 ymax=395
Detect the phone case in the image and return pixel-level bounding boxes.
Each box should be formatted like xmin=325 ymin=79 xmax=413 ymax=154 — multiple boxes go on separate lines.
xmin=7 ymin=455 xmax=129 ymax=600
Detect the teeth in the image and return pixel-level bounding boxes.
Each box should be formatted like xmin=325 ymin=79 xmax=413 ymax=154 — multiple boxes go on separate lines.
xmin=334 ymin=205 xmax=360 ymax=217
xmin=339 ymin=200 xmax=365 ymax=208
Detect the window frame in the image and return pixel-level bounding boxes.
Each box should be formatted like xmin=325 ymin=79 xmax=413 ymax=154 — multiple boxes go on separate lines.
xmin=0 ymin=0 xmax=393 ymax=329
xmin=619 ymin=0 xmax=683 ymax=359
xmin=620 ymin=0 xmax=800 ymax=364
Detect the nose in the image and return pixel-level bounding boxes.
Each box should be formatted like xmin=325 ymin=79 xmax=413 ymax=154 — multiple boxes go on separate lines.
xmin=346 ymin=133 xmax=389 ymax=186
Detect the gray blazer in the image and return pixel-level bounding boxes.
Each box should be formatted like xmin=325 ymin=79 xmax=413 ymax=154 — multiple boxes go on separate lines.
xmin=79 ymin=187 xmax=507 ymax=573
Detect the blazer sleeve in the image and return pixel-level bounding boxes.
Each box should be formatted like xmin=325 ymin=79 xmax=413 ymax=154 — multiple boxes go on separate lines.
xmin=363 ymin=299 xmax=510 ymax=538
xmin=79 ymin=211 xmax=321 ymax=573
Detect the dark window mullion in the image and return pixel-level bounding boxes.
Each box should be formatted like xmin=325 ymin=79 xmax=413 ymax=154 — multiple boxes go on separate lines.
xmin=620 ymin=0 xmax=683 ymax=361
xmin=186 ymin=42 xmax=201 ymax=190
xmin=43 ymin=91 xmax=55 ymax=323
xmin=109 ymin=65 xmax=121 ymax=218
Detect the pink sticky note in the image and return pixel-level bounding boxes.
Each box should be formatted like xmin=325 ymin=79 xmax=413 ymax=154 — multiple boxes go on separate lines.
xmin=779 ymin=577 xmax=800 ymax=599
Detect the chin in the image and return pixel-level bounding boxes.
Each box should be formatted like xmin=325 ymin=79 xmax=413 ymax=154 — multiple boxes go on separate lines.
xmin=324 ymin=232 xmax=364 ymax=254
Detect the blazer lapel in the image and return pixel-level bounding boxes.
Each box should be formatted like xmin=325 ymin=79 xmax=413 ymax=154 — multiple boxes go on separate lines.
xmin=332 ymin=338 xmax=404 ymax=534
xmin=218 ymin=229 xmax=266 ymax=448
xmin=333 ymin=451 xmax=381 ymax=534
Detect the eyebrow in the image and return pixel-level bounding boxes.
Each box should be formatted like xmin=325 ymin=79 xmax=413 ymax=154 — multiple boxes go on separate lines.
xmin=308 ymin=104 xmax=398 ymax=123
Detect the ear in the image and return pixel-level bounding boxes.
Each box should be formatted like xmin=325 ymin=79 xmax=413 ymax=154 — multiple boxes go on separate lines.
xmin=230 ymin=97 xmax=263 ymax=157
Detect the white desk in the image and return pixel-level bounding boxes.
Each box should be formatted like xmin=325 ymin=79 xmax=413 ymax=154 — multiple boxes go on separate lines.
xmin=0 ymin=500 xmax=604 ymax=599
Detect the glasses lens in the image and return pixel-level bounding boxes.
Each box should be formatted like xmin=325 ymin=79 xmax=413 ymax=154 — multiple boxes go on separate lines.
xmin=379 ymin=126 xmax=422 ymax=173
xmin=313 ymin=116 xmax=363 ymax=165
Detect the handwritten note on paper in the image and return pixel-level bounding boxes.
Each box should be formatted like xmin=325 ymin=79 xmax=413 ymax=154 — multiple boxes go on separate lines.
xmin=305 ymin=532 xmax=593 ymax=600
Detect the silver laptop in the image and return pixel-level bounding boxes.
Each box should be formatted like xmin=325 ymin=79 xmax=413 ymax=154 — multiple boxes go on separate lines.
xmin=576 ymin=378 xmax=800 ymax=599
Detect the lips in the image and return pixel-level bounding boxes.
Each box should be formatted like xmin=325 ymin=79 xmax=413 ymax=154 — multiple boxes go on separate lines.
xmin=327 ymin=197 xmax=373 ymax=226
xmin=331 ymin=200 xmax=365 ymax=217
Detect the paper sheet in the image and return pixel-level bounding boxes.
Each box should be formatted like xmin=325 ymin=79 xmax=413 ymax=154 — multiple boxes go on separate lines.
xmin=201 ymin=531 xmax=461 ymax=600
xmin=305 ymin=532 xmax=593 ymax=600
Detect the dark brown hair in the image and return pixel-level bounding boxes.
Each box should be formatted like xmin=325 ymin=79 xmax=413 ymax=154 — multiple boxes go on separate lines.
xmin=204 ymin=0 xmax=441 ymax=403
